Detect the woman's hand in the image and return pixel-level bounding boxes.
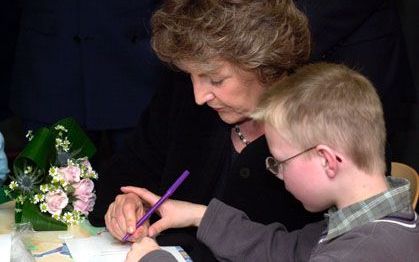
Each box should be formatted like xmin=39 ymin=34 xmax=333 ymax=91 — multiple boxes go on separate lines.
xmin=105 ymin=191 xmax=149 ymax=242
xmin=121 ymin=186 xmax=207 ymax=237
xmin=125 ymin=237 xmax=160 ymax=262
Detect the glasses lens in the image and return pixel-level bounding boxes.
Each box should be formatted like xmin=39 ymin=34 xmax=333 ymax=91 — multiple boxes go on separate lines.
xmin=265 ymin=157 xmax=279 ymax=175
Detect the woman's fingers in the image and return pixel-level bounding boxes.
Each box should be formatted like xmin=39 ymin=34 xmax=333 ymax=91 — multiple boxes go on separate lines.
xmin=121 ymin=186 xmax=160 ymax=207
xmin=122 ymin=194 xmax=142 ymax=234
xmin=105 ymin=193 xmax=145 ymax=241
xmin=114 ymin=195 xmax=129 ymax=235
xmin=105 ymin=202 xmax=125 ymax=240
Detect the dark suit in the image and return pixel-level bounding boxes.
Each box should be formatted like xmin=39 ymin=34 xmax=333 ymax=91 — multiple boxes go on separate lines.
xmin=296 ymin=0 xmax=417 ymax=162
xmin=0 ymin=0 xmax=20 ymax=120
xmin=10 ymin=0 xmax=165 ymax=130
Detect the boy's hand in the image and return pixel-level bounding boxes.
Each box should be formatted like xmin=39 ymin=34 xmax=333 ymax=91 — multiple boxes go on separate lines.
xmin=121 ymin=186 xmax=207 ymax=236
xmin=105 ymin=192 xmax=149 ymax=242
xmin=125 ymin=237 xmax=160 ymax=262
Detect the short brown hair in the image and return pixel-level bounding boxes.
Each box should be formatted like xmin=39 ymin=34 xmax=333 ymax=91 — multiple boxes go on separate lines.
xmin=151 ymin=0 xmax=310 ymax=84
xmin=253 ymin=63 xmax=386 ymax=173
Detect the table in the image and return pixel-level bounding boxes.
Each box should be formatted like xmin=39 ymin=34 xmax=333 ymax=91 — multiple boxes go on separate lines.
xmin=0 ymin=201 xmax=104 ymax=261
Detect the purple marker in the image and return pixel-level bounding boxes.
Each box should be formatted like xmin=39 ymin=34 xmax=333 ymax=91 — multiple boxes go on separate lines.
xmin=122 ymin=170 xmax=190 ymax=242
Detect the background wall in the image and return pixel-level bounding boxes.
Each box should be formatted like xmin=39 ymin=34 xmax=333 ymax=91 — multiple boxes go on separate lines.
xmin=394 ymin=0 xmax=418 ymax=169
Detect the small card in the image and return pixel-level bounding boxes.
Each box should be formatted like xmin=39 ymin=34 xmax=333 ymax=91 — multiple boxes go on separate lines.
xmin=65 ymin=231 xmax=191 ymax=262
xmin=0 ymin=233 xmax=11 ymax=261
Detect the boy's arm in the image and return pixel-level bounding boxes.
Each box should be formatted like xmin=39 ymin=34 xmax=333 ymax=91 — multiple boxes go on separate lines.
xmin=198 ymin=199 xmax=324 ymax=261
xmin=140 ymin=250 xmax=178 ymax=262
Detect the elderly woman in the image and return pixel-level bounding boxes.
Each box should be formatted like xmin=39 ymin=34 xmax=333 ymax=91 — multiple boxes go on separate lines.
xmin=90 ymin=0 xmax=321 ymax=260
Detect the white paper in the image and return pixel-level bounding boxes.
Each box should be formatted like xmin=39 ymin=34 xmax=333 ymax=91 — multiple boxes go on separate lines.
xmin=0 ymin=233 xmax=11 ymax=262
xmin=65 ymin=232 xmax=189 ymax=262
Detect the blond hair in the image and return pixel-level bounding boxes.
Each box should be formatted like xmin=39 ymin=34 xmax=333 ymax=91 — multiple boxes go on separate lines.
xmin=151 ymin=0 xmax=310 ymax=84
xmin=253 ymin=63 xmax=386 ymax=173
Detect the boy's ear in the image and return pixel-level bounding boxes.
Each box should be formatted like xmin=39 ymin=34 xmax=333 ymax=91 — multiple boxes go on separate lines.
xmin=315 ymin=145 xmax=340 ymax=178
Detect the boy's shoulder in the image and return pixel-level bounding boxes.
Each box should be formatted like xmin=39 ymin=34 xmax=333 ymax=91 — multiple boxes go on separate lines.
xmin=311 ymin=211 xmax=419 ymax=261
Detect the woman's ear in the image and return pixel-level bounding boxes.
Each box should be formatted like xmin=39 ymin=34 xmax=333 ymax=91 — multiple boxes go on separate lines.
xmin=315 ymin=145 xmax=341 ymax=178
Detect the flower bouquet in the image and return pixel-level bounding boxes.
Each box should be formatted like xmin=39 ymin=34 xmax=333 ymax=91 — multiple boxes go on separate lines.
xmin=0 ymin=118 xmax=97 ymax=231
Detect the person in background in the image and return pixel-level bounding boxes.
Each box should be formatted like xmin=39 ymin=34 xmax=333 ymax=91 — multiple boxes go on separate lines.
xmin=92 ymin=1 xmax=323 ymax=260
xmin=295 ymin=0 xmax=417 ymax=165
xmin=0 ymin=0 xmax=20 ymax=121
xmin=0 ymin=132 xmax=9 ymax=186
xmin=9 ymin=0 xmax=168 ymax=167
xmin=124 ymin=63 xmax=419 ymax=262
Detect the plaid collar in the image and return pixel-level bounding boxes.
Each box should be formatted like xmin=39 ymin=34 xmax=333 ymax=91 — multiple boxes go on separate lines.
xmin=322 ymin=177 xmax=412 ymax=241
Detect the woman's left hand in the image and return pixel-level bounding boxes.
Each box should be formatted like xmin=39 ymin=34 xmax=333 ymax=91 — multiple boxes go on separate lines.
xmin=125 ymin=237 xmax=160 ymax=262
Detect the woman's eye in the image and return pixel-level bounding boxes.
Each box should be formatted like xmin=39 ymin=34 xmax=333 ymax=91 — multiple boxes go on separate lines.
xmin=210 ymin=79 xmax=224 ymax=86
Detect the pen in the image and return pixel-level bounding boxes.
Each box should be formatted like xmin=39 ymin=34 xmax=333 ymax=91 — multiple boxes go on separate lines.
xmin=122 ymin=170 xmax=190 ymax=242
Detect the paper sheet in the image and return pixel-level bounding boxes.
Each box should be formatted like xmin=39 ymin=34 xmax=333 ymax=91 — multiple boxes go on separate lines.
xmin=65 ymin=232 xmax=191 ymax=262
xmin=0 ymin=233 xmax=11 ymax=261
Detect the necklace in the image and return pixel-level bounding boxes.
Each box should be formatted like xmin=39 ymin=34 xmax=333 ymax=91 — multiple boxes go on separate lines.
xmin=234 ymin=124 xmax=250 ymax=146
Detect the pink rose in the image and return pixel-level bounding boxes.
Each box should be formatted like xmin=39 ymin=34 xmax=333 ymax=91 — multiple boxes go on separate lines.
xmin=73 ymin=194 xmax=96 ymax=215
xmin=59 ymin=165 xmax=81 ymax=184
xmin=45 ymin=190 xmax=69 ymax=215
xmin=73 ymin=178 xmax=94 ymax=198
xmin=72 ymin=179 xmax=96 ymax=215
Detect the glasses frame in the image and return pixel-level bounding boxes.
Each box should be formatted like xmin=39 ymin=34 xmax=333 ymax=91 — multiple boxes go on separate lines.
xmin=265 ymin=146 xmax=317 ymax=176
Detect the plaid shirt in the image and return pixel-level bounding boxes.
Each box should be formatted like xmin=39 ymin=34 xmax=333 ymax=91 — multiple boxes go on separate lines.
xmin=322 ymin=177 xmax=412 ymax=241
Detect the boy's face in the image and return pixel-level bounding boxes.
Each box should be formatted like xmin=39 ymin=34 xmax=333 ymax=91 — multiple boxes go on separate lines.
xmin=264 ymin=124 xmax=331 ymax=212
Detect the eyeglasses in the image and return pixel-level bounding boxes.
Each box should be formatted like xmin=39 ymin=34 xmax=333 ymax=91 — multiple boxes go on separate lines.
xmin=265 ymin=146 xmax=317 ymax=176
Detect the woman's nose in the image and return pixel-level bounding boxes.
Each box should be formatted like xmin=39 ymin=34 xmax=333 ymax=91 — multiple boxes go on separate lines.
xmin=191 ymin=78 xmax=214 ymax=105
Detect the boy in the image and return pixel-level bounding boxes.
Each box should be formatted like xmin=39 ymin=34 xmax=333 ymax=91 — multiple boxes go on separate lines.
xmin=124 ymin=63 xmax=419 ymax=262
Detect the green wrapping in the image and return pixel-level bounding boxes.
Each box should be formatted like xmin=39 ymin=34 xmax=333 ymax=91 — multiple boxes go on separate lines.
xmin=19 ymin=200 xmax=67 ymax=231
xmin=9 ymin=117 xmax=96 ymax=231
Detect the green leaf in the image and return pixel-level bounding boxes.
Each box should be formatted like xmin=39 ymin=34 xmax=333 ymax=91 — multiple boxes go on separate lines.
xmin=19 ymin=201 xmax=67 ymax=231
xmin=0 ymin=186 xmax=12 ymax=204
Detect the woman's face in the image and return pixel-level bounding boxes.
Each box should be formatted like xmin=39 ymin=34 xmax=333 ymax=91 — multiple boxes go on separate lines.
xmin=178 ymin=60 xmax=266 ymax=124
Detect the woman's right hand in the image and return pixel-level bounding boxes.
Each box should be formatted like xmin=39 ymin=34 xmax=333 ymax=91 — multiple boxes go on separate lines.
xmin=121 ymin=186 xmax=207 ymax=237
xmin=105 ymin=191 xmax=149 ymax=242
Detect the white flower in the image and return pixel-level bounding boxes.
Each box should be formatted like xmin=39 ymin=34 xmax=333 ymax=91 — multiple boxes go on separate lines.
xmin=40 ymin=184 xmax=49 ymax=193
xmin=32 ymin=194 xmax=45 ymax=204
xmin=24 ymin=166 xmax=33 ymax=174
xmin=9 ymin=181 xmax=18 ymax=190
xmin=40 ymin=203 xmax=48 ymax=212
xmin=55 ymin=137 xmax=70 ymax=152
xmin=54 ymin=125 xmax=68 ymax=132
xmin=25 ymin=130 xmax=34 ymax=141
xmin=62 ymin=212 xmax=74 ymax=224
xmin=49 ymin=166 xmax=58 ymax=177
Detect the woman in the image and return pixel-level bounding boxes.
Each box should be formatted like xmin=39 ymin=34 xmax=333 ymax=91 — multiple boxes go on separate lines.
xmin=90 ymin=0 xmax=321 ymax=260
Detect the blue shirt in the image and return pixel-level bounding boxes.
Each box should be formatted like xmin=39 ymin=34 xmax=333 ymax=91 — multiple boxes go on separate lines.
xmin=0 ymin=132 xmax=9 ymax=185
